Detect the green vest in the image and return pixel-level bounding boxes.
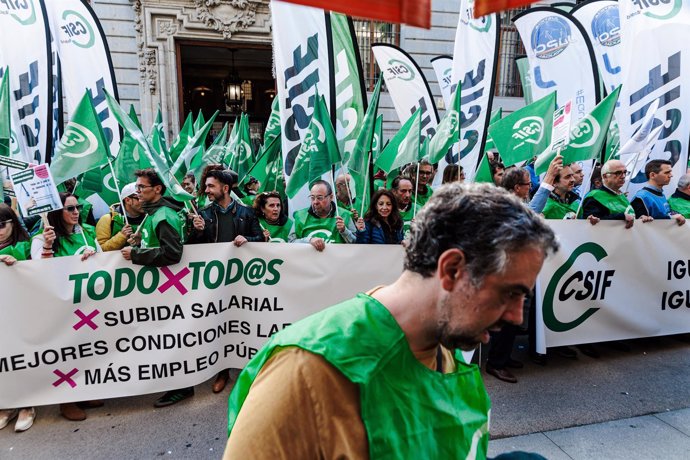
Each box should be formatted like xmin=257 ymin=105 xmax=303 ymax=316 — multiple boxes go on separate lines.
xmin=585 ymin=189 xmax=634 ymax=216
xmin=414 ymin=186 xmax=433 ymax=208
xmin=111 ymin=213 xmax=140 ymax=237
xmin=400 ymin=203 xmax=420 ymax=239
xmin=48 ymin=225 xmax=98 ymax=257
xmin=0 ymin=240 xmax=31 ymax=260
xmin=669 ymin=196 xmax=690 ymax=218
xmin=293 ymin=208 xmax=353 ymax=244
xmin=542 ymin=197 xmax=580 ymax=219
xmin=228 ymin=294 xmax=490 ymax=458
xmin=260 ymin=217 xmax=292 ymax=243
xmin=140 ymin=206 xmax=184 ymax=249
xmin=241 ymin=195 xmax=256 ymax=207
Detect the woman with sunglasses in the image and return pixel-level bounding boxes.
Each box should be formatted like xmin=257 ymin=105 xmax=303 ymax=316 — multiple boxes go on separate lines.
xmin=0 ymin=204 xmax=36 ymax=432
xmin=355 ymin=190 xmax=404 ymax=245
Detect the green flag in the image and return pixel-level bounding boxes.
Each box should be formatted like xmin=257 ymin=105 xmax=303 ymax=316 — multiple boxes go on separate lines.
xmin=113 ymin=106 xmax=152 ymax=187
xmin=228 ymin=113 xmax=254 ymax=179
xmin=243 ymin=134 xmax=285 ymax=198
xmin=171 ymin=111 xmax=218 ymax=182
xmin=489 ymin=92 xmax=556 ymax=167
xmin=190 ymin=122 xmax=229 ymax=184
xmin=222 ymin=117 xmax=240 ymax=167
xmin=0 ymin=68 xmax=10 ymax=157
xmin=75 ymin=163 xmax=121 ymax=207
xmin=483 ymin=108 xmax=503 ymax=153
xmin=148 ymin=106 xmax=170 ymax=164
xmin=169 ymin=113 xmax=193 ymax=163
xmin=263 ymin=97 xmax=281 ymax=148
xmin=105 ymin=90 xmax=192 ymax=201
xmin=428 ymin=86 xmax=460 ymax=164
xmin=375 ymin=108 xmax=422 ymax=174
xmin=474 ymin=154 xmax=493 ymax=183
xmin=536 ymin=86 xmax=621 ymax=174
xmin=50 ymin=92 xmax=111 ymax=185
xmin=193 ymin=110 xmax=205 ymax=134
xmin=516 ymin=57 xmax=534 ymax=105
xmin=372 ymin=114 xmax=384 ymax=163
xmin=286 ymin=94 xmax=340 ymax=198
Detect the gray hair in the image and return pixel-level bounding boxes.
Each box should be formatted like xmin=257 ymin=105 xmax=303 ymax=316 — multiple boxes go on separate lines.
xmin=405 ymin=183 xmax=559 ymax=285
xmin=678 ymin=174 xmax=690 ymax=190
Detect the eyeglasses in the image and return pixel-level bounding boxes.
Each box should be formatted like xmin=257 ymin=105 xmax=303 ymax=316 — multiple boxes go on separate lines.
xmin=309 ymin=194 xmax=330 ymax=202
xmin=135 ymin=184 xmax=155 ymax=192
xmin=605 ymin=170 xmax=630 ymax=177
xmin=0 ymin=219 xmax=12 ymax=229
xmin=64 ymin=205 xmax=84 ymax=213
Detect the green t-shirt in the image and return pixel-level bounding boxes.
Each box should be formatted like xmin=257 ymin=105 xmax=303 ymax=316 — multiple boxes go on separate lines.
xmin=0 ymin=240 xmax=31 ymax=260
xmin=413 ymin=185 xmax=434 ymax=208
xmin=35 ymin=224 xmax=98 ymax=257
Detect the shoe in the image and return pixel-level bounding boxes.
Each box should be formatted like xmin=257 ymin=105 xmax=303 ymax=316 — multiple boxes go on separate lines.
xmin=212 ymin=371 xmax=229 ymax=394
xmin=154 ymin=388 xmax=194 ymax=408
xmin=60 ymin=403 xmax=86 ymax=421
xmin=77 ymin=400 xmax=104 ymax=409
xmin=530 ymin=353 xmax=547 ymax=366
xmin=577 ymin=344 xmax=600 ymax=359
xmin=0 ymin=409 xmax=18 ymax=429
xmin=506 ymin=359 xmax=524 ymax=369
xmin=486 ymin=366 xmax=518 ymax=383
xmin=14 ymin=407 xmax=35 ymax=432
xmin=555 ymin=346 xmax=578 ymax=359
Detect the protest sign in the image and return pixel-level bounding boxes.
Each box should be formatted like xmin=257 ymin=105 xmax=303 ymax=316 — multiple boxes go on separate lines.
xmin=10 ymin=164 xmax=62 ymax=216
xmin=551 ymin=100 xmax=572 ymax=152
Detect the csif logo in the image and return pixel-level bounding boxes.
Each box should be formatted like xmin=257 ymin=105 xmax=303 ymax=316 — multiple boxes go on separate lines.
xmin=632 ymin=0 xmax=682 ymax=20
xmin=460 ymin=1 xmax=492 ymax=32
xmin=542 ymin=243 xmax=615 ymax=332
xmin=591 ymin=5 xmax=621 ymax=47
xmin=58 ymin=123 xmax=98 ymax=158
xmin=386 ymin=59 xmax=415 ymax=81
xmin=0 ymin=0 xmax=36 ymax=26
xmin=531 ymin=16 xmax=572 ymax=60
xmin=303 ymin=118 xmax=325 ymax=152
xmin=569 ymin=115 xmax=600 ymax=149
xmin=511 ymin=116 xmax=544 ymax=149
xmin=61 ymin=10 xmax=95 ymax=49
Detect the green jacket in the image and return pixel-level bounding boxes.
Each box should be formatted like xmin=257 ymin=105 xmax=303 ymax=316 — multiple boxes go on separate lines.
xmin=131 ymin=197 xmax=184 ymax=267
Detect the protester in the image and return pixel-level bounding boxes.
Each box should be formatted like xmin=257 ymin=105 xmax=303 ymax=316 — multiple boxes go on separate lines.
xmin=120 ymin=168 xmax=185 ymax=267
xmin=390 ymin=176 xmax=420 ymax=239
xmin=335 ymin=173 xmax=357 ymax=214
xmin=570 ymin=162 xmax=584 ymax=198
xmin=590 ymin=165 xmax=603 ymax=190
xmin=373 ymin=170 xmax=387 ymax=190
xmin=541 ymin=165 xmax=581 ymax=219
xmin=501 ymin=155 xmax=562 ymax=214
xmin=241 ymin=176 xmax=260 ymax=207
xmin=0 ymin=203 xmax=35 ymax=432
xmin=223 ymin=183 xmax=558 ymax=458
xmin=581 ymin=160 xmax=638 ymax=228
xmin=95 ymin=183 xmax=146 ymax=251
xmin=490 ymin=159 xmax=506 ymax=187
xmin=188 ymin=168 xmax=263 ymax=394
xmin=253 ymin=191 xmax=293 ymax=243
xmin=668 ymin=174 xmax=690 ymax=218
xmin=182 ymin=172 xmax=197 ymax=196
xmin=630 ymin=159 xmax=686 ymax=225
xmin=405 ymin=160 xmax=434 ymax=207
xmin=31 ymin=193 xmax=100 ymax=421
xmin=289 ymin=180 xmax=356 ymax=251
xmin=355 ymin=189 xmax=403 ymax=245
xmin=441 ymin=164 xmax=465 ymax=184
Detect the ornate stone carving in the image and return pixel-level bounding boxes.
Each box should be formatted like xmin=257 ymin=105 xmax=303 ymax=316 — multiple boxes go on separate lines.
xmin=194 ymin=0 xmax=257 ymax=39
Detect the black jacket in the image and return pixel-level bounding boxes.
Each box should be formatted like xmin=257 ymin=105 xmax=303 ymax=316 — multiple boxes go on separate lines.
xmin=131 ymin=197 xmax=185 ymax=267
xmin=188 ymin=200 xmax=263 ymax=244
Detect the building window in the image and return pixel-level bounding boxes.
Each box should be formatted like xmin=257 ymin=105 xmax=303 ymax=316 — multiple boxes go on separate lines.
xmin=496 ymin=8 xmax=529 ymax=98
xmin=353 ymin=20 xmax=400 ymax=90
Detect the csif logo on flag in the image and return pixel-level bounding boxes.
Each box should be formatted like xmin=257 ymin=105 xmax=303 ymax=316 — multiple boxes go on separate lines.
xmin=631 ymin=0 xmax=682 ymax=20
xmin=436 ymin=110 xmax=460 ymax=140
xmin=58 ymin=123 xmax=98 ymax=158
xmin=10 ymin=129 xmax=21 ymax=156
xmin=386 ymin=59 xmax=415 ymax=81
xmin=511 ymin=116 xmax=544 ymax=149
xmin=569 ymin=115 xmax=600 ymax=149
xmin=542 ymin=242 xmax=615 ymax=333
xmin=237 ymin=140 xmax=252 ymax=158
xmin=531 ymin=16 xmax=572 ymax=59
xmin=592 ymin=5 xmax=621 ymax=47
xmin=303 ymin=119 xmax=325 ymax=152
xmin=0 ymin=0 xmax=36 ymax=26
xmin=460 ymin=0 xmax=492 ymax=32
xmin=61 ymin=10 xmax=95 ymax=49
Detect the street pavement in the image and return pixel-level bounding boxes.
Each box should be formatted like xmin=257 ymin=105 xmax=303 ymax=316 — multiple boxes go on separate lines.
xmin=1 ymin=336 xmax=689 ymax=459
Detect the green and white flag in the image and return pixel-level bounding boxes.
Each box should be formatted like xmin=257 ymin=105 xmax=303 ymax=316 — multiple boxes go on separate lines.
xmin=244 ymin=134 xmax=285 ymax=197
xmin=148 ymin=106 xmax=170 ymax=165
xmin=483 ymin=108 xmax=503 ymax=153
xmin=489 ymin=92 xmax=556 ymax=167
xmin=286 ymin=95 xmax=340 ymax=199
xmin=171 ymin=111 xmax=218 ymax=182
xmin=50 ymin=92 xmax=111 ymax=185
xmin=263 ymin=97 xmax=281 ymax=149
xmin=228 ymin=113 xmax=254 ymax=179
xmin=105 ymin=91 xmax=192 ymax=201
xmin=536 ymin=86 xmax=620 ymax=174
xmin=193 ymin=110 xmax=206 ymax=134
xmin=428 ymin=86 xmax=460 ymax=164
xmin=222 ymin=117 xmax=240 ymax=167
xmin=372 ymin=114 xmax=384 ymax=163
xmin=0 ymin=68 xmax=9 ymax=157
xmin=113 ymin=106 xmax=151 ymax=187
xmin=374 ymin=108 xmax=422 ymax=174
xmin=169 ymin=113 xmax=194 ymax=163
xmin=190 ymin=123 xmax=228 ymax=184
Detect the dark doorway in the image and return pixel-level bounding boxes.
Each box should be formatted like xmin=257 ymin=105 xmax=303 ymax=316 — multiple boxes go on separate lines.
xmin=176 ymin=41 xmax=275 ymax=143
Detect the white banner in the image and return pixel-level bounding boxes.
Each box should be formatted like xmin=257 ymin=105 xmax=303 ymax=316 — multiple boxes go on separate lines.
xmin=536 ymin=221 xmax=690 ymax=353
xmin=618 ymin=0 xmax=690 ymax=196
xmin=451 ymin=0 xmax=499 ymax=182
xmin=0 ymin=243 xmax=403 ymax=407
xmin=431 ymin=55 xmax=453 ymax=110
xmin=43 ymin=0 xmax=121 ymax=157
xmin=0 ymin=0 xmax=53 ymax=164
xmin=514 ymin=7 xmax=600 ymax=118
xmin=271 ymin=1 xmax=332 ymax=212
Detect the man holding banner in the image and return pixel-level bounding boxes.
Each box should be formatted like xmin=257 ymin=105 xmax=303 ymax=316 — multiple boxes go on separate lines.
xmin=630 ymin=160 xmax=686 ymax=226
xmin=581 ymin=160 xmax=637 ymax=228
xmin=224 ymin=183 xmax=558 ymax=459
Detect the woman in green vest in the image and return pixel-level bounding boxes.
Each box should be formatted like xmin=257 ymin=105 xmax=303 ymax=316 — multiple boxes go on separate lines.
xmin=0 ymin=203 xmax=36 ymax=432
xmin=29 ymin=193 xmax=102 ymax=422
xmin=253 ymin=191 xmax=292 ymax=243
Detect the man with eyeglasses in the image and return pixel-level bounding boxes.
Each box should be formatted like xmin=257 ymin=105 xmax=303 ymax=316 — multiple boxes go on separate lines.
xmin=95 ymin=183 xmax=146 ymax=251
xmin=630 ymin=159 xmax=686 ymax=226
xmin=668 ymin=174 xmax=690 ymax=218
xmin=120 ymin=168 xmax=185 ymax=266
xmin=582 ymin=159 xmax=637 ymax=228
xmin=408 ymin=160 xmax=434 ymax=208
xmin=290 ymin=180 xmax=356 ymax=252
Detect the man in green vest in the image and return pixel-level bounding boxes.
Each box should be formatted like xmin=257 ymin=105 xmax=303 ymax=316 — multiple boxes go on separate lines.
xmin=408 ymin=160 xmax=434 ymax=207
xmin=668 ymin=174 xmax=690 ymax=218
xmin=582 ymin=159 xmax=637 ymax=228
xmin=289 ymin=180 xmax=356 ymax=251
xmin=224 ymin=183 xmax=559 ymax=459
xmin=542 ymin=164 xmax=582 ymax=220
xmin=335 ymin=173 xmax=357 ymax=217
xmin=390 ymin=176 xmax=419 ymax=239
xmin=95 ymin=182 xmax=146 ymax=251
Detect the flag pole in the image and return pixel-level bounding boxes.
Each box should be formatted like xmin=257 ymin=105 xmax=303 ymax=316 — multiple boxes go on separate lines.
xmin=107 ymin=159 xmax=129 ymax=226
xmin=360 ymin=150 xmax=372 ymax=218
xmin=329 ymin=169 xmax=340 ymax=218
xmin=575 ymin=159 xmax=596 ymax=218
xmin=413 ymin=163 xmax=420 ymax=219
